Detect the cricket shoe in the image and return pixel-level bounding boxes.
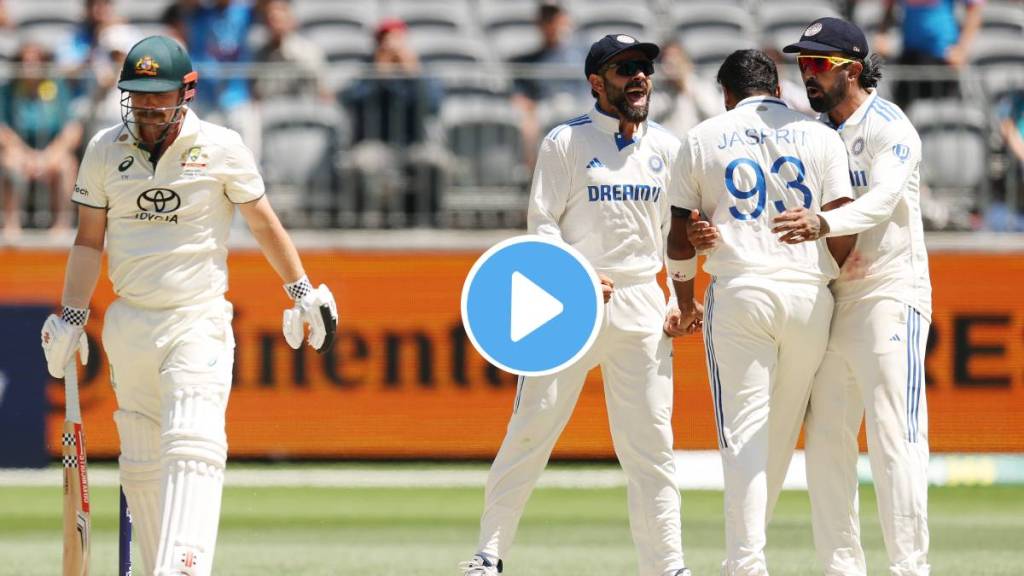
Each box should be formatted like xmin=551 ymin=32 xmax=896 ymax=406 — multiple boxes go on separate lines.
xmin=673 ymin=569 xmax=693 ymax=576
xmin=458 ymin=554 xmax=502 ymax=575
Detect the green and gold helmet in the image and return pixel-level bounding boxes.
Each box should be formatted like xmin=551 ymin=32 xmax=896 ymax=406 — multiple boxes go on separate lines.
xmin=118 ymin=36 xmax=198 ymax=147
xmin=118 ymin=35 xmax=197 ymax=96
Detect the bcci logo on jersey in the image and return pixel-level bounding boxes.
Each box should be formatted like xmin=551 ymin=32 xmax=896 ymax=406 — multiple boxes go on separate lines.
xmin=136 ymin=188 xmax=181 ymax=223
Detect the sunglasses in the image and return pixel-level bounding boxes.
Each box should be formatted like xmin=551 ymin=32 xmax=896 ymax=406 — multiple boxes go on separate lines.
xmin=797 ymin=54 xmax=858 ymax=75
xmin=604 ymin=59 xmax=655 ymax=77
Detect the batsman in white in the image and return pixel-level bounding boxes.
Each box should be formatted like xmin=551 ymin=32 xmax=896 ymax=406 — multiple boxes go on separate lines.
xmin=774 ymin=18 xmax=933 ymax=576
xmin=666 ymin=49 xmax=854 ymax=575
xmin=39 ymin=36 xmax=338 ymax=576
xmin=460 ymin=34 xmax=697 ymax=576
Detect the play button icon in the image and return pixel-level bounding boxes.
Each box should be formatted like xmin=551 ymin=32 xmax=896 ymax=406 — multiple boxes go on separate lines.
xmin=461 ymin=235 xmax=604 ymax=376
xmin=510 ymin=271 xmax=563 ymax=342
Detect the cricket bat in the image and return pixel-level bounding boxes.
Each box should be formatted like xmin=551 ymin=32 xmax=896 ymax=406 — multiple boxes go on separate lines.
xmin=62 ymin=359 xmax=90 ymax=576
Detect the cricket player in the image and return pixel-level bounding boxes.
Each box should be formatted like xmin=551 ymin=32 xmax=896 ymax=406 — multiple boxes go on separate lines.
xmin=460 ymin=34 xmax=696 ymax=576
xmin=39 ymin=36 xmax=338 ymax=576
xmin=775 ymin=18 xmax=932 ymax=575
xmin=666 ymin=49 xmax=854 ymax=575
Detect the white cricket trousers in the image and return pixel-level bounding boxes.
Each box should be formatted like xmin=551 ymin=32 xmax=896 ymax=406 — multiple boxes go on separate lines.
xmin=805 ymin=298 xmax=930 ymax=576
xmin=477 ymin=279 xmax=685 ymax=576
xmin=103 ymin=297 xmax=235 ymax=576
xmin=702 ymin=277 xmax=833 ymax=576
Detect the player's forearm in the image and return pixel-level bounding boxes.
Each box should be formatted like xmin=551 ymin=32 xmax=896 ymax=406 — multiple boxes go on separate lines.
xmin=822 ymin=179 xmax=905 ymax=237
xmin=241 ymin=198 xmax=305 ymax=284
xmin=61 ymin=245 xmax=102 ymax=311
xmin=62 ymin=205 xmax=107 ymax=312
xmin=672 ymin=279 xmax=696 ymax=312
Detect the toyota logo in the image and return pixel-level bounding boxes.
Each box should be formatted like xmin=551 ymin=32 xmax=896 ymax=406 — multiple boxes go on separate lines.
xmin=137 ymin=188 xmax=180 ymax=213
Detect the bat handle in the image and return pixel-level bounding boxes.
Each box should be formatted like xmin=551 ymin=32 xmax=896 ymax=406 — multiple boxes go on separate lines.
xmin=64 ymin=359 xmax=81 ymax=423
xmin=119 ymin=487 xmax=133 ymax=576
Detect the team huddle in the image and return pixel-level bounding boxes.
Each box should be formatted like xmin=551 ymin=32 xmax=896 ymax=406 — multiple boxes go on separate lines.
xmin=465 ymin=15 xmax=931 ymax=576
xmin=39 ymin=14 xmax=928 ymax=576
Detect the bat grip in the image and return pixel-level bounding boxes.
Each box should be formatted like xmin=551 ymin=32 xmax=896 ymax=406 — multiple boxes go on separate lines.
xmin=65 ymin=359 xmax=81 ymax=423
xmin=119 ymin=487 xmax=133 ymax=575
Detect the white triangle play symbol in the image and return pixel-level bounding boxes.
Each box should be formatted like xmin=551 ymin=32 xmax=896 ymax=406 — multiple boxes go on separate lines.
xmin=510 ymin=271 xmax=564 ymax=343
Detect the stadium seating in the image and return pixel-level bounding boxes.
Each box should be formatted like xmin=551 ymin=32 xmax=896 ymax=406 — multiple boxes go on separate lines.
xmin=908 ymin=99 xmax=990 ymax=224
xmin=0 ymin=0 xmax=1018 ymax=230
xmin=260 ymin=98 xmax=347 ymax=228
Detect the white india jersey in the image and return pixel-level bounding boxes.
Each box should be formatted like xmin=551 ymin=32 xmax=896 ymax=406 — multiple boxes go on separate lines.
xmin=527 ymin=106 xmax=680 ymax=284
xmin=71 ymin=109 xmax=264 ymax=309
xmin=672 ymin=96 xmax=853 ymax=283
xmin=823 ymin=91 xmax=932 ymax=320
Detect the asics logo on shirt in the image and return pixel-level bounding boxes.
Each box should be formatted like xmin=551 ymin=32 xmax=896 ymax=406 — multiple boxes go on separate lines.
xmin=587 ymin=184 xmax=662 ymax=202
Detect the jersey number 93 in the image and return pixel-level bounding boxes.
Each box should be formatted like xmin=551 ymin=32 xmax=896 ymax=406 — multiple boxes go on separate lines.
xmin=724 ymin=156 xmax=812 ymax=220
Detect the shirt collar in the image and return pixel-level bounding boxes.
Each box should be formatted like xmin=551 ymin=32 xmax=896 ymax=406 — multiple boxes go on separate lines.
xmin=824 ymin=89 xmax=876 ymax=131
xmin=735 ymin=95 xmax=789 ymax=109
xmin=589 ymin=103 xmax=647 ymax=140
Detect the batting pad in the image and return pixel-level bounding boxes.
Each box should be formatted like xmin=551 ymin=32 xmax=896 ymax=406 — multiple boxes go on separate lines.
xmin=154 ymin=377 xmax=229 ymax=576
xmin=115 ymin=410 xmax=162 ymax=576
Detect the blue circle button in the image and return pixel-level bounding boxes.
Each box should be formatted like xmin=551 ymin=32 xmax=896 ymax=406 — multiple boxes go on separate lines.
xmin=461 ymin=235 xmax=604 ymax=376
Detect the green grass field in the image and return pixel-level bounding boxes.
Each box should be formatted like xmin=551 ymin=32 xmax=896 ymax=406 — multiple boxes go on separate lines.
xmin=2 ymin=465 xmax=1022 ymax=575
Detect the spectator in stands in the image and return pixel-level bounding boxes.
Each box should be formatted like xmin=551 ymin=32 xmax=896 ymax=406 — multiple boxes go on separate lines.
xmin=187 ymin=0 xmax=261 ymax=153
xmin=58 ymin=0 xmax=132 ymax=98
xmin=875 ymin=0 xmax=984 ymax=104
xmin=650 ymin=40 xmax=722 ymax=135
xmin=0 ymin=0 xmax=11 ymax=30
xmin=0 ymin=42 xmax=83 ymax=238
xmin=340 ymin=18 xmax=450 ymax=227
xmin=991 ymin=91 xmax=1024 ymax=230
xmin=252 ymin=0 xmax=330 ymax=102
xmin=510 ymin=0 xmax=588 ymax=168
xmin=77 ymin=24 xmax=140 ymax=139
xmin=59 ymin=0 xmax=121 ymax=67
xmin=161 ymin=1 xmax=197 ymax=47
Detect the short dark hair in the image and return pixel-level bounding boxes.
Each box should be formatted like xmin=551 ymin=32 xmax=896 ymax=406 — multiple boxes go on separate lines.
xmin=716 ymin=49 xmax=779 ymax=101
xmin=538 ymin=0 xmax=564 ymax=22
xmin=858 ymin=53 xmax=883 ymax=89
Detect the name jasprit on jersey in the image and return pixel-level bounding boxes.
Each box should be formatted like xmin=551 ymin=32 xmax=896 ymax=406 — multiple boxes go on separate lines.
xmin=716 ymin=128 xmax=810 ymax=149
xmin=587 ymin=183 xmax=663 ymax=202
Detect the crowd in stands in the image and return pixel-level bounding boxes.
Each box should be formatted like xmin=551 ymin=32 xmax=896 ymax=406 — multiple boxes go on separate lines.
xmin=0 ymin=0 xmax=1021 ymax=236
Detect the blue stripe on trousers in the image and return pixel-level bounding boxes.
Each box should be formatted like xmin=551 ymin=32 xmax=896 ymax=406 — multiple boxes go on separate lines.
xmin=703 ymin=280 xmax=727 ymax=448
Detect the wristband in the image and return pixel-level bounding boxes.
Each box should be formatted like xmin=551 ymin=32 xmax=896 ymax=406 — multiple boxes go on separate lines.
xmin=284 ymin=276 xmax=313 ymax=301
xmin=666 ymin=257 xmax=697 ymax=282
xmin=61 ymin=306 xmax=90 ymax=326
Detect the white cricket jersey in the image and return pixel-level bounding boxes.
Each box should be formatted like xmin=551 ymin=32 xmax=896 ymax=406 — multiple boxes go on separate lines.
xmin=527 ymin=106 xmax=680 ymax=284
xmin=671 ymin=96 xmax=853 ymax=284
xmin=818 ymin=90 xmax=933 ymax=321
xmin=71 ymin=109 xmax=264 ymax=309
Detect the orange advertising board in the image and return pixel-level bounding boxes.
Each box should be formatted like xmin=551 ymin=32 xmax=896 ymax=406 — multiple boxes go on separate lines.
xmin=1 ymin=248 xmax=1022 ymax=459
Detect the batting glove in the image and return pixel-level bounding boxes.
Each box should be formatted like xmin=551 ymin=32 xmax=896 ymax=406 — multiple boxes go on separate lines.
xmin=41 ymin=307 xmax=89 ymax=378
xmin=282 ymin=276 xmax=338 ymax=354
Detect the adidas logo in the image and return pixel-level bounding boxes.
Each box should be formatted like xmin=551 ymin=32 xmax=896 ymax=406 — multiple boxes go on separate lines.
xmin=890 ymin=334 xmax=901 ymax=342
xmin=586 ymin=157 xmax=605 ymax=169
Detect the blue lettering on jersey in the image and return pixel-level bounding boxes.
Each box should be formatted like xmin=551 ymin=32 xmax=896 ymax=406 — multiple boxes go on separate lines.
xmin=849 ymin=170 xmax=868 ymax=187
xmin=717 ymin=128 xmax=808 ymax=150
xmin=587 ymin=184 xmax=661 ymax=203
